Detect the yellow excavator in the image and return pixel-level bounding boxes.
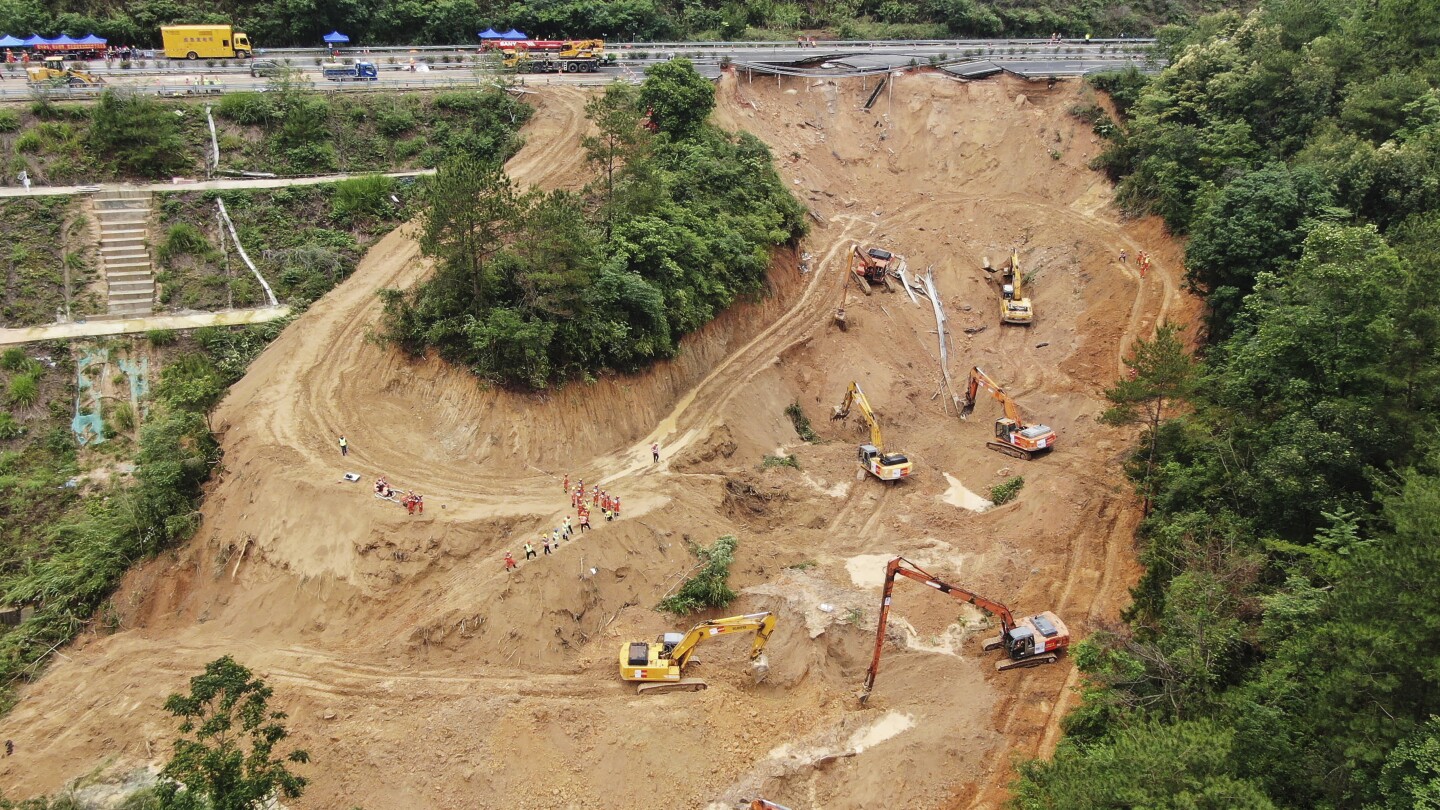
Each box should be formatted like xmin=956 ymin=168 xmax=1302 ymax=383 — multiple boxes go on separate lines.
xmin=961 ymin=366 xmax=1056 ymax=460
xmin=831 ymin=381 xmax=913 ymax=482
xmin=26 ymin=56 xmax=104 ymax=87
xmin=990 ymin=251 xmax=1034 ymax=325
xmin=619 ymin=611 xmax=776 ymax=695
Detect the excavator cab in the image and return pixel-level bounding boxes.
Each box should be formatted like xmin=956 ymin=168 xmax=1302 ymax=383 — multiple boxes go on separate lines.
xmin=859 ymin=444 xmax=911 ymax=481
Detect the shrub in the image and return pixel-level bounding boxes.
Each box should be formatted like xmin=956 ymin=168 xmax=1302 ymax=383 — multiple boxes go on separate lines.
xmin=659 ymin=535 xmax=739 ymax=614
xmin=433 ymin=91 xmax=486 ymax=112
xmin=990 ymin=475 xmax=1024 ymax=505
xmin=0 ymin=411 xmax=22 ymax=440
xmin=375 ymin=104 xmax=417 ymax=137
xmin=14 ymin=130 xmax=42 ymax=154
xmin=785 ymin=402 xmax=819 ymax=442
xmin=88 ymin=91 xmax=191 ymax=177
xmin=6 ymin=373 xmax=39 ymax=408
xmin=0 ymin=109 xmax=19 ymax=133
xmin=0 ymin=348 xmax=28 ymax=371
xmin=216 ymin=92 xmax=275 ymax=126
xmin=157 ymin=223 xmax=211 ymax=263
xmin=216 ymin=133 xmax=247 ymax=152
xmin=331 ymin=175 xmax=396 ymax=226
xmin=761 ymin=453 xmax=800 ymax=470
xmin=146 ymin=329 xmax=177 ymax=347
xmin=111 ymin=400 xmax=135 ymax=432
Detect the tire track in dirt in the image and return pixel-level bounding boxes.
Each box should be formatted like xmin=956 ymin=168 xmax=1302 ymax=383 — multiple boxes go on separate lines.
xmin=214 ymin=88 xmax=599 ymax=508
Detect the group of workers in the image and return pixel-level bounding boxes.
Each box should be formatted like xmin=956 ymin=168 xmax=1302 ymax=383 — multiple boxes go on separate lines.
xmin=504 ymin=473 xmax=626 ymax=572
xmin=374 ymin=476 xmax=424 ymax=515
xmin=1118 ymin=248 xmax=1152 ymax=277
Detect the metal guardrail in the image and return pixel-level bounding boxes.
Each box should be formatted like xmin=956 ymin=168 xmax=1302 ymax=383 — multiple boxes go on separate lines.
xmin=245 ymin=37 xmax=1157 ymax=58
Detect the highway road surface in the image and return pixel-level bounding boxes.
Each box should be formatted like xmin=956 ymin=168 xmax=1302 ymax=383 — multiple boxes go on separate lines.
xmin=0 ymin=38 xmax=1158 ymax=100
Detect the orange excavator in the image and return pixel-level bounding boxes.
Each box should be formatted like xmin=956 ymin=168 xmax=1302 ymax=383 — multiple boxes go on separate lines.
xmin=861 ymin=557 xmax=1069 ymax=703
xmin=848 ymin=244 xmax=898 ymax=294
xmin=961 ymin=366 xmax=1056 ymax=460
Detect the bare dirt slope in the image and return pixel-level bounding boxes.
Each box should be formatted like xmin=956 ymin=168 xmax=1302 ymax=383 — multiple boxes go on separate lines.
xmin=0 ymin=74 xmax=1192 ymax=809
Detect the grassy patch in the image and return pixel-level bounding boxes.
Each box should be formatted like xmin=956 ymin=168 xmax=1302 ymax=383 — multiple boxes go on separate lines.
xmin=0 ymin=198 xmax=100 ymax=327
xmin=785 ymin=401 xmax=820 ymax=443
xmin=762 ymin=454 xmax=800 ymax=470
xmin=153 ymin=184 xmax=411 ymax=312
xmin=990 ymin=475 xmax=1025 ymax=505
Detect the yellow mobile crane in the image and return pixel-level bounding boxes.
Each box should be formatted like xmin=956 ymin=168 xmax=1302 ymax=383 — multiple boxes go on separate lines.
xmin=831 ymin=381 xmax=913 ymax=482
xmin=619 ymin=611 xmax=776 ymax=695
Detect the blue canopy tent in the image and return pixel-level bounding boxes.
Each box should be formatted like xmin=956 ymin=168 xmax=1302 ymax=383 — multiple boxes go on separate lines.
xmin=500 ymin=29 xmax=528 ymax=40
xmin=478 ymin=28 xmax=502 ymax=39
xmin=76 ymin=33 xmax=107 ymax=45
xmin=322 ymin=31 xmax=350 ymax=44
xmin=22 ymin=34 xmax=52 ymax=46
xmin=0 ymin=35 xmax=26 ymax=48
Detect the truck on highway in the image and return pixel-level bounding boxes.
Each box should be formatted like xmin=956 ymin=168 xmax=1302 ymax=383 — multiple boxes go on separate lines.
xmin=322 ymin=61 xmax=379 ymax=81
xmin=161 ymin=25 xmax=253 ymax=60
xmin=500 ymin=39 xmax=604 ymax=73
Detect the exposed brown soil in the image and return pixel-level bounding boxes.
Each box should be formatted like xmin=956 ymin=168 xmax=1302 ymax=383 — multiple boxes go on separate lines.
xmin=0 ymin=74 xmax=1195 ymax=809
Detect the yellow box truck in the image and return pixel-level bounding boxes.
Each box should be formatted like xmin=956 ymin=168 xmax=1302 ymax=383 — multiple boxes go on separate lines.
xmin=161 ymin=25 xmax=253 ymax=59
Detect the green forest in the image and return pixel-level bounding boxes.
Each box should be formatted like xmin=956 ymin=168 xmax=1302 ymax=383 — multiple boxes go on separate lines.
xmin=1013 ymin=1 xmax=1440 ymax=807
xmin=380 ymin=59 xmax=806 ymax=389
xmin=0 ymin=0 xmax=1224 ymax=48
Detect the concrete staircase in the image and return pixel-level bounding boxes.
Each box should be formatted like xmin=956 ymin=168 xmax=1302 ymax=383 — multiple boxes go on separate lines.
xmin=93 ymin=191 xmax=155 ymax=318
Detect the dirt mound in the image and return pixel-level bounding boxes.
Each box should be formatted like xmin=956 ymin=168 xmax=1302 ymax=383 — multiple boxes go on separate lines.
xmin=0 ymin=71 xmax=1193 ymax=809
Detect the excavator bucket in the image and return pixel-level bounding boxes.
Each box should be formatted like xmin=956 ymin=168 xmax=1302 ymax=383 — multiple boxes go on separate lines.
xmin=751 ymin=652 xmax=770 ymax=682
xmin=959 ymin=398 xmax=975 ymax=419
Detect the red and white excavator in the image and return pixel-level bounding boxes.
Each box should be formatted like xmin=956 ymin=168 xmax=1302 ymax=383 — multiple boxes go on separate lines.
xmin=860 ymin=557 xmax=1069 ymax=703
xmin=961 ymin=366 xmax=1057 ymax=460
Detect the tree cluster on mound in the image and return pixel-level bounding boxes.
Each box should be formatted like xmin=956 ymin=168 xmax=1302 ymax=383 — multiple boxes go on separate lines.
xmin=1015 ymin=3 xmax=1440 ymax=808
xmin=380 ymin=60 xmax=806 ymax=389
xmin=0 ymin=0 xmax=1210 ymax=49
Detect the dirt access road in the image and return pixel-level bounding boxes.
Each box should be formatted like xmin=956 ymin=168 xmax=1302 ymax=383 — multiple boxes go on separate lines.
xmin=0 ymin=76 xmax=1193 ymax=808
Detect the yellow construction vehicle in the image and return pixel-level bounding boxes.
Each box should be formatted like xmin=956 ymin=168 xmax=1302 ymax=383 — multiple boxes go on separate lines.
xmin=25 ymin=56 xmax=104 ymax=87
xmin=961 ymin=366 xmax=1056 ymax=459
xmin=831 ymin=381 xmax=913 ymax=481
xmin=502 ymin=38 xmax=604 ymax=73
xmin=619 ymin=611 xmax=776 ymax=695
xmin=990 ymin=251 xmax=1034 ymax=325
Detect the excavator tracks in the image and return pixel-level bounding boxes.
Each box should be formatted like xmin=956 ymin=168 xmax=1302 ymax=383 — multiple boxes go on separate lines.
xmin=986 ymin=440 xmax=1033 ymax=461
xmin=995 ymin=653 xmax=1059 ymax=672
xmin=636 ymin=678 xmax=708 ymax=696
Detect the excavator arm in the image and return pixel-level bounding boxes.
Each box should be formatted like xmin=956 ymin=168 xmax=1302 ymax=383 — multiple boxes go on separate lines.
xmin=832 ymin=381 xmax=886 ymax=451
xmin=861 ymin=557 xmax=1016 ymax=702
xmin=961 ymin=366 xmax=1024 ymax=425
xmin=670 ymin=612 xmax=777 ymax=670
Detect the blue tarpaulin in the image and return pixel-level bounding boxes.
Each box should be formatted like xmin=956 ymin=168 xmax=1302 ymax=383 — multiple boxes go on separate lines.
xmin=322 ymin=30 xmax=350 ymax=44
